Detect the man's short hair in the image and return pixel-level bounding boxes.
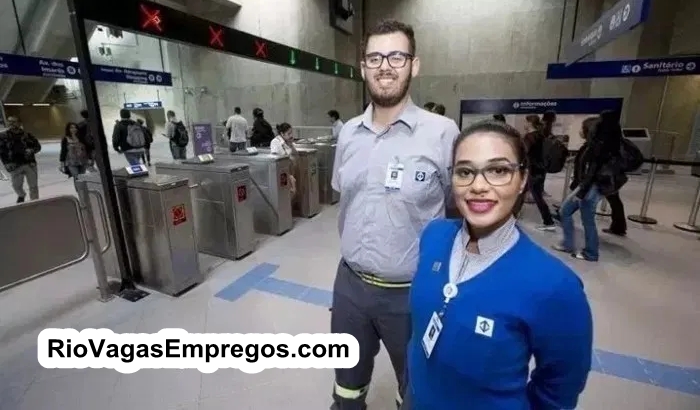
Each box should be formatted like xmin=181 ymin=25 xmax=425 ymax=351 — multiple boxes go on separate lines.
xmin=166 ymin=110 xmax=176 ymax=118
xmin=80 ymin=109 xmax=89 ymax=119
xmin=362 ymin=20 xmax=416 ymax=56
xmin=119 ymin=109 xmax=131 ymax=119
xmin=327 ymin=110 xmax=340 ymax=120
xmin=234 ymin=107 xmax=241 ymax=114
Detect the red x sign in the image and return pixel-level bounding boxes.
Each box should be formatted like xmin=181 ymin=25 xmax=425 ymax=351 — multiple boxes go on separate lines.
xmin=209 ymin=25 xmax=224 ymax=48
xmin=254 ymin=39 xmax=268 ymax=59
xmin=139 ymin=4 xmax=163 ymax=33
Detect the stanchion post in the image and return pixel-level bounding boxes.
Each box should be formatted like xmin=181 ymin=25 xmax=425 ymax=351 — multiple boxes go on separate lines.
xmin=672 ymin=178 xmax=700 ymax=233
xmin=628 ymin=161 xmax=659 ymax=225
xmin=76 ymin=180 xmax=114 ymax=302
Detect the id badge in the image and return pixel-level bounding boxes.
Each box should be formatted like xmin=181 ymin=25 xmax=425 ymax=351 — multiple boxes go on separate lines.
xmin=384 ymin=163 xmax=404 ymax=190
xmin=421 ymin=312 xmax=443 ymax=358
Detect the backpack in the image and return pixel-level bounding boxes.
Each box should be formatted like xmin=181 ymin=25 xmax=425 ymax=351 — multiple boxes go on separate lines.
xmin=619 ymin=137 xmax=644 ymax=172
xmin=173 ymin=121 xmax=189 ymax=147
xmin=542 ymin=136 xmax=568 ymax=173
xmin=126 ymin=123 xmax=146 ymax=148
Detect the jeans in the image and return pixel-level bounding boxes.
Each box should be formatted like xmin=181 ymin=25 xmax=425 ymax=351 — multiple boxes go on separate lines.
xmin=606 ymin=192 xmax=627 ymax=233
xmin=67 ymin=165 xmax=86 ymax=178
xmin=10 ymin=163 xmax=39 ymax=200
xmin=170 ymin=143 xmax=187 ymax=159
xmin=560 ymin=186 xmax=601 ymax=261
xmin=529 ymin=173 xmax=554 ymax=225
xmin=124 ymin=151 xmax=143 ymax=166
xmin=141 ymin=148 xmax=151 ymax=165
xmin=229 ymin=141 xmax=246 ymax=152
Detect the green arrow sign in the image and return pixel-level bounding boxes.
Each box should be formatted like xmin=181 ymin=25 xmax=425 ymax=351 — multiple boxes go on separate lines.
xmin=334 ymin=62 xmax=339 ymax=75
xmin=289 ymin=49 xmax=297 ymax=65
xmin=315 ymin=57 xmax=320 ymax=70
xmin=350 ymin=67 xmax=354 ymax=78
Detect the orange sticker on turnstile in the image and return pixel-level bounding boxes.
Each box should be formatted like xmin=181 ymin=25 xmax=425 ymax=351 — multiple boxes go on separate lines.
xmin=280 ymin=173 xmax=288 ymax=187
xmin=171 ymin=204 xmax=187 ymax=226
xmin=237 ymin=185 xmax=247 ymax=202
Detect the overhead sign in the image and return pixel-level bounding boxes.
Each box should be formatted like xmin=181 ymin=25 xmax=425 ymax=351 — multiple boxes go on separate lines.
xmin=548 ymin=56 xmax=700 ymax=79
xmin=123 ymin=101 xmax=163 ymax=109
xmin=0 ymin=52 xmax=173 ymax=86
xmin=460 ymin=98 xmax=624 ymax=115
xmin=72 ymin=0 xmax=362 ymax=82
xmin=565 ymin=0 xmax=650 ymax=63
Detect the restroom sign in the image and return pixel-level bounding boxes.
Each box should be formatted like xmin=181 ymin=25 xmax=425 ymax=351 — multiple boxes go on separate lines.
xmin=236 ymin=185 xmax=247 ymax=202
xmin=280 ymin=173 xmax=288 ymax=187
xmin=171 ymin=204 xmax=187 ymax=226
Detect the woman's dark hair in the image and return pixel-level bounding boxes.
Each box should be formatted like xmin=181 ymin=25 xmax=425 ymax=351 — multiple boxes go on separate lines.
xmin=424 ymin=102 xmax=436 ymax=111
xmin=253 ymin=107 xmax=264 ymax=118
xmin=453 ymin=120 xmax=529 ymax=216
xmin=492 ymin=114 xmax=506 ymax=122
xmin=525 ymin=114 xmax=542 ymax=130
xmin=65 ymin=122 xmax=79 ymax=137
xmin=276 ymin=122 xmax=292 ymax=135
xmin=327 ymin=110 xmax=340 ymax=121
xmin=541 ymin=110 xmax=556 ymax=136
xmin=581 ymin=117 xmax=599 ymax=140
xmin=433 ymin=104 xmax=446 ymax=116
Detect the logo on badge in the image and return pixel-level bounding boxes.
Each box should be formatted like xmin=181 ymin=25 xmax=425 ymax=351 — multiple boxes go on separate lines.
xmin=432 ymin=262 xmax=441 ymax=272
xmin=474 ymin=316 xmax=494 ymax=338
xmin=415 ymin=171 xmax=426 ymax=182
xmin=390 ymin=170 xmax=398 ymax=179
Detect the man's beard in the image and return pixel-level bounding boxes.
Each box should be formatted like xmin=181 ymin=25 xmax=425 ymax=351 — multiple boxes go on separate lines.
xmin=366 ymin=73 xmax=412 ymax=108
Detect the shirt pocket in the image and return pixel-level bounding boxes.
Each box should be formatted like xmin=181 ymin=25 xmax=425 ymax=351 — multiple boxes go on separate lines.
xmin=400 ymin=156 xmax=440 ymax=206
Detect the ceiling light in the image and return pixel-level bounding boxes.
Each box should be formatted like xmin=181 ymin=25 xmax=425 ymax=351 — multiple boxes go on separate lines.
xmin=32 ymin=103 xmax=51 ymax=107
xmin=3 ymin=103 xmax=24 ymax=106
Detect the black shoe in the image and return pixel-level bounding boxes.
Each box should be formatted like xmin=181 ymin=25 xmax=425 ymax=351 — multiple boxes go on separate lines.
xmin=603 ymin=228 xmax=626 ymax=237
xmin=16 ymin=196 xmax=25 ymax=203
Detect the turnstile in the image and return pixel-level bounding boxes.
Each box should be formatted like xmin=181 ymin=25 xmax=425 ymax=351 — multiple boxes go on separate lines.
xmin=155 ymin=160 xmax=256 ymax=260
xmin=292 ymin=147 xmax=321 ymax=217
xmin=217 ymin=151 xmax=293 ymax=235
xmin=126 ymin=174 xmax=201 ymax=296
xmin=296 ymin=142 xmax=339 ymax=204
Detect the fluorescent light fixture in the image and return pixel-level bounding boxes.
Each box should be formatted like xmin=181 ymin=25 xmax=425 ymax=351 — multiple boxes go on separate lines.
xmin=3 ymin=103 xmax=24 ymax=106
xmin=32 ymin=103 xmax=51 ymax=107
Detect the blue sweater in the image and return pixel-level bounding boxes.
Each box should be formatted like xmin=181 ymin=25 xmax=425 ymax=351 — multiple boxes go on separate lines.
xmin=408 ymin=219 xmax=593 ymax=410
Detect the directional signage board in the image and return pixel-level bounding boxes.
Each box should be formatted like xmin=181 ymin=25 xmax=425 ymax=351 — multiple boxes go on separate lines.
xmin=124 ymin=101 xmax=163 ymax=109
xmin=547 ymin=56 xmax=700 ymax=79
xmin=0 ymin=52 xmax=173 ymax=86
xmin=72 ymin=0 xmax=362 ymax=81
xmin=565 ymin=0 xmax=650 ymax=63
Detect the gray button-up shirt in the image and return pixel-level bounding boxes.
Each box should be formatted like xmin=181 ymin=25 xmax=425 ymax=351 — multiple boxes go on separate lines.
xmin=331 ymin=100 xmax=460 ymax=282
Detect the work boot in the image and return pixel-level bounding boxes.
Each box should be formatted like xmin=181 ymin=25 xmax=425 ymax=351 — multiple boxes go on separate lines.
xmin=16 ymin=196 xmax=25 ymax=203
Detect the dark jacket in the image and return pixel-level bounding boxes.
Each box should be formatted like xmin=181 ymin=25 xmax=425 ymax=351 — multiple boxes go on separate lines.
xmin=251 ymin=117 xmax=274 ymax=147
xmin=570 ymin=124 xmax=625 ymax=198
xmin=112 ymin=119 xmax=139 ymax=152
xmin=0 ymin=128 xmax=42 ymax=171
xmin=60 ymin=133 xmax=94 ymax=163
xmin=142 ymin=126 xmax=154 ymax=148
xmin=525 ymin=131 xmax=546 ymax=176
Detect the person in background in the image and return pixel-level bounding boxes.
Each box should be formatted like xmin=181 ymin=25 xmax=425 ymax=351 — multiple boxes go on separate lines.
xmin=423 ymin=102 xmax=436 ymax=111
xmin=0 ymin=116 xmax=41 ymax=203
xmin=598 ymin=110 xmax=627 ymax=237
xmin=554 ymin=117 xmax=603 ymax=261
xmin=165 ymin=110 xmax=188 ymax=160
xmin=331 ymin=19 xmax=460 ymax=410
xmin=60 ymin=122 xmax=92 ymax=180
xmin=328 ymin=110 xmax=344 ymax=139
xmin=136 ymin=118 xmax=153 ymax=166
xmin=540 ymin=110 xmax=557 ymax=199
xmin=250 ymin=107 xmax=274 ymax=148
xmin=226 ymin=107 xmax=249 ymax=152
xmin=432 ymin=103 xmax=446 ymax=116
xmin=270 ymin=122 xmax=297 ymax=195
xmin=77 ymin=109 xmax=97 ymax=172
xmin=524 ymin=114 xmax=556 ymax=231
xmin=404 ymin=120 xmax=592 ymax=410
xmin=112 ymin=109 xmax=145 ymax=165
xmin=492 ymin=113 xmax=506 ymax=122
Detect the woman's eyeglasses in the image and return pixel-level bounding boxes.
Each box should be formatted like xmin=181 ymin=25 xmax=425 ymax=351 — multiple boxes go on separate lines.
xmin=452 ymin=163 xmax=523 ymax=187
xmin=363 ymin=51 xmax=414 ymax=69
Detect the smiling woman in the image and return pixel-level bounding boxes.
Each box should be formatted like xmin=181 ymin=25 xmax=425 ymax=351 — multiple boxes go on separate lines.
xmin=404 ymin=120 xmax=594 ymax=410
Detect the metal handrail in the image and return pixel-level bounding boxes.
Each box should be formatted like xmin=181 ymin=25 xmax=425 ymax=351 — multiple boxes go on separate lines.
xmin=88 ymin=190 xmax=112 ymax=254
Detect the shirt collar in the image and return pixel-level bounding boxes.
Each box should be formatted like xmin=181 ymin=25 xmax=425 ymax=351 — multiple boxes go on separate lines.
xmin=461 ymin=216 xmax=518 ymax=255
xmin=359 ymin=98 xmax=419 ymax=133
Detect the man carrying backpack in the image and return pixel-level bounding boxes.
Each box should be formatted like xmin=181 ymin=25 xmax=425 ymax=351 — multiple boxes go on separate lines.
xmin=112 ymin=109 xmax=146 ymax=166
xmin=165 ymin=110 xmax=189 ymax=159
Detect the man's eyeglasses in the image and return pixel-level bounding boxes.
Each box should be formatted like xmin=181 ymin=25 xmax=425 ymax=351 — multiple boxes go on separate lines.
xmin=452 ymin=163 xmax=523 ymax=187
xmin=363 ymin=51 xmax=414 ymax=69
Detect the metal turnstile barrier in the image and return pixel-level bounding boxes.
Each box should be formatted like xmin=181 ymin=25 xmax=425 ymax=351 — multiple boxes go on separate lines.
xmin=217 ymin=151 xmax=293 ymax=235
xmin=126 ymin=174 xmax=201 ymax=296
xmin=293 ymin=147 xmax=321 ymax=217
xmin=296 ymin=142 xmax=339 ymax=204
xmin=155 ymin=160 xmax=256 ymax=260
xmin=0 ymin=195 xmax=112 ymax=301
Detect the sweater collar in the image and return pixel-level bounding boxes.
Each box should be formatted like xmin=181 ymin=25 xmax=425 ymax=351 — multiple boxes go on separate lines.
xmin=461 ymin=216 xmax=518 ymax=256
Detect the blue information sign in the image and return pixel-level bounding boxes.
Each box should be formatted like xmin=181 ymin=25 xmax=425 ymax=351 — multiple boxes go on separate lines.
xmin=566 ymin=0 xmax=650 ymax=63
xmin=548 ymin=56 xmax=700 ymax=79
xmin=124 ymin=101 xmax=163 ymax=109
xmin=460 ymin=98 xmax=624 ymax=115
xmin=0 ymin=52 xmax=173 ymax=86
xmin=192 ymin=123 xmax=214 ymax=156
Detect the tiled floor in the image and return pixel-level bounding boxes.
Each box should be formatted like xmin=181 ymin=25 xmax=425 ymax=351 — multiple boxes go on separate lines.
xmin=1 ymin=142 xmax=700 ymax=409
